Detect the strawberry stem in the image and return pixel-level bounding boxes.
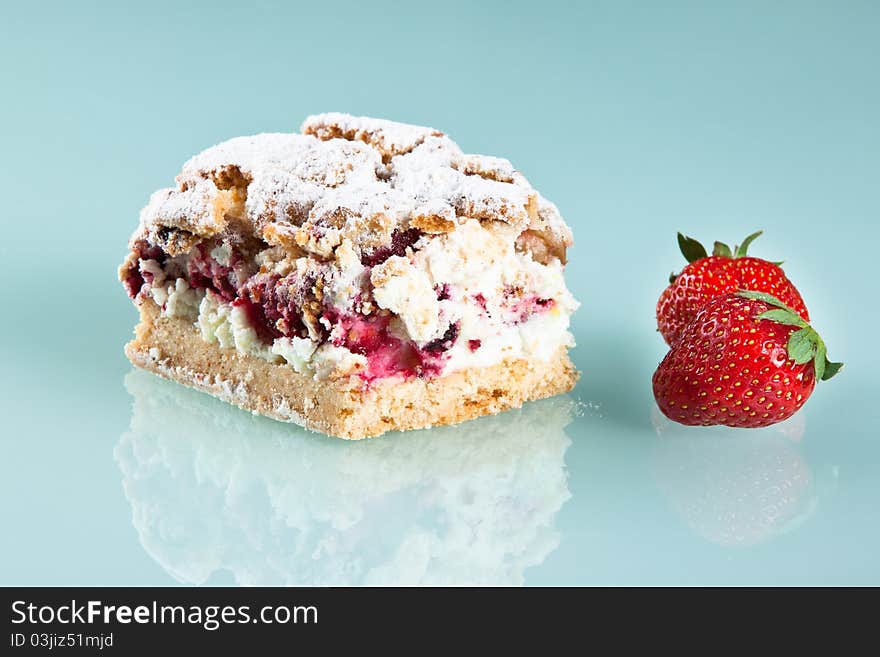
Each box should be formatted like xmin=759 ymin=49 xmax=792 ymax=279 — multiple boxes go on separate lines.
xmin=676 ymin=230 xmax=765 ymax=263
xmin=713 ymin=241 xmax=733 ymax=257
xmin=734 ymin=230 xmax=763 ymax=258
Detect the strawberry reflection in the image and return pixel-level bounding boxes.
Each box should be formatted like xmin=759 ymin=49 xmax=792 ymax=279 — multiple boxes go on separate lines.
xmin=116 ymin=370 xmax=573 ymax=585
xmin=652 ymin=408 xmax=832 ymax=547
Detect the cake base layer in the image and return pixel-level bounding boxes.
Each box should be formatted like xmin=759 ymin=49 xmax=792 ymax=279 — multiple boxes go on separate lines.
xmin=125 ymin=300 xmax=579 ymax=439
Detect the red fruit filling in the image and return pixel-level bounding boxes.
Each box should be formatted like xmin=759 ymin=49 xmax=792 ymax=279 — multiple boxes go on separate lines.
xmin=123 ymin=269 xmax=146 ymax=299
xmin=360 ymin=228 xmax=423 ymax=268
xmin=328 ymin=312 xmax=453 ymax=382
xmin=187 ymin=244 xmax=240 ymax=302
xmin=468 ymin=339 xmax=482 ymax=352
xmin=239 ymin=272 xmax=311 ymax=341
xmin=123 ymin=245 xmax=166 ymax=299
xmin=423 ymin=322 xmax=459 ymax=353
xmin=231 ymin=297 xmax=280 ymax=344
xmin=435 ymin=283 xmax=451 ymax=301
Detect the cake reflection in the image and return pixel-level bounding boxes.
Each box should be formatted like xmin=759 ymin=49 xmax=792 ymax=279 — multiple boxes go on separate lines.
xmin=116 ymin=369 xmax=573 ymax=585
xmin=651 ymin=408 xmax=832 ymax=547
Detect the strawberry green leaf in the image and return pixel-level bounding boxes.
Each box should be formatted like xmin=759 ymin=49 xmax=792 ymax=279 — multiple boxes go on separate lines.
xmin=822 ymin=359 xmax=844 ymax=381
xmin=668 ymin=271 xmax=678 ymax=284
xmin=757 ymin=309 xmax=809 ymax=328
xmin=677 ymin=232 xmax=708 ymax=263
xmin=812 ymin=334 xmax=843 ymax=381
xmin=713 ymin=241 xmax=732 ymax=257
xmin=744 ymin=294 xmax=844 ymax=383
xmin=787 ymin=328 xmax=817 ymax=364
xmin=814 ymin=341 xmax=827 ymax=381
xmin=734 ymin=230 xmax=763 ymax=258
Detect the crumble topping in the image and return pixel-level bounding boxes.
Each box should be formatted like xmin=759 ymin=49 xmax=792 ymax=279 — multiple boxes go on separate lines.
xmin=302 ymin=112 xmax=443 ymax=162
xmin=129 ymin=114 xmax=565 ymax=260
xmin=122 ymin=114 xmax=578 ymax=384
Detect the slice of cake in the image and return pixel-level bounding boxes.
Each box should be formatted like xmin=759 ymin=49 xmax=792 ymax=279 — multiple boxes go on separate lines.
xmin=120 ymin=113 xmax=579 ymax=439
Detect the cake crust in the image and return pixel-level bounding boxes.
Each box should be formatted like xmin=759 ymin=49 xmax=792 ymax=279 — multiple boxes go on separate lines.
xmin=127 ymin=300 xmax=578 ymax=439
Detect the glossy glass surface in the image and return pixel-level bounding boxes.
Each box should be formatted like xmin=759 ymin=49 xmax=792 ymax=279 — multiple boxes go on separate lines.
xmin=2 ymin=1 xmax=878 ymax=585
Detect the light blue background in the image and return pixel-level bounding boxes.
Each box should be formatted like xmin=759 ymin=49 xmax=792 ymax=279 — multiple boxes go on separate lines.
xmin=1 ymin=0 xmax=877 ymax=585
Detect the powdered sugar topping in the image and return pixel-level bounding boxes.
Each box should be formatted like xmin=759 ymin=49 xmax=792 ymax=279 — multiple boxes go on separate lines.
xmin=134 ymin=113 xmax=571 ymax=260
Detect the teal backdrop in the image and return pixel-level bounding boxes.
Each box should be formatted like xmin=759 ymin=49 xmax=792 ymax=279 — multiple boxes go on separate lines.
xmin=1 ymin=0 xmax=878 ymax=584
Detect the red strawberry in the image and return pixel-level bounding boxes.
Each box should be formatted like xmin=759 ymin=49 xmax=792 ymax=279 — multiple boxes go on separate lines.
xmin=652 ymin=291 xmax=842 ymax=428
xmin=656 ymin=231 xmax=809 ymax=346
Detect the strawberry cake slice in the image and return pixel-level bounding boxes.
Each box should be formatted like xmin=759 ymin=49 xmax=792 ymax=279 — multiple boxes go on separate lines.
xmin=119 ymin=113 xmax=579 ymax=439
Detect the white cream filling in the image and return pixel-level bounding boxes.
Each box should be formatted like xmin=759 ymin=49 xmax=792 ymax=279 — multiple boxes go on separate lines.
xmin=210 ymin=243 xmax=232 ymax=267
xmin=310 ymin=344 xmax=368 ymax=380
xmin=372 ymin=219 xmax=578 ymax=346
xmin=196 ymin=293 xmax=278 ymax=362
xmin=149 ymin=278 xmax=203 ymax=322
xmin=444 ymin=306 xmax=574 ymax=373
xmin=270 ymin=336 xmax=317 ymax=374
xmin=417 ymin=219 xmax=579 ymax=317
xmin=410 ymin=218 xmax=577 ymax=372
